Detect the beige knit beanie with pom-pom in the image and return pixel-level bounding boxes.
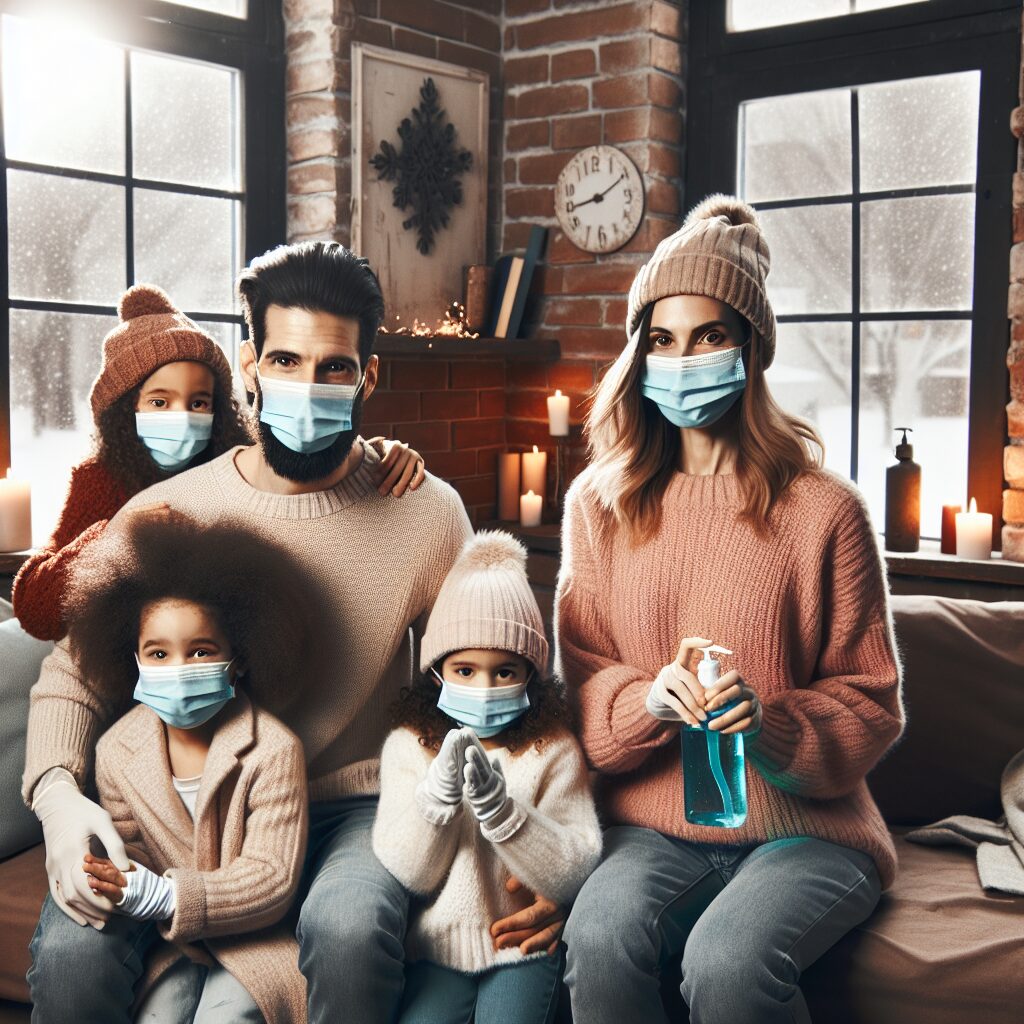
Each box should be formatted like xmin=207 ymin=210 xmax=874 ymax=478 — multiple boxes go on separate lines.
xmin=420 ymin=530 xmax=549 ymax=675
xmin=626 ymin=194 xmax=777 ymax=366
xmin=89 ymin=283 xmax=233 ymax=419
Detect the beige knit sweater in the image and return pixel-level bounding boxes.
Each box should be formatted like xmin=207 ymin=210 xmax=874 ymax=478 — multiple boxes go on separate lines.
xmin=95 ymin=692 xmax=308 ymax=1024
xmin=372 ymin=726 xmax=602 ymax=974
xmin=555 ymin=468 xmax=904 ymax=888
xmin=23 ymin=439 xmax=473 ymax=805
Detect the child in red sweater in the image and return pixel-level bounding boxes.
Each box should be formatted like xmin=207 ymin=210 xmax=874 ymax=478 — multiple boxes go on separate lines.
xmin=13 ymin=283 xmax=424 ymax=641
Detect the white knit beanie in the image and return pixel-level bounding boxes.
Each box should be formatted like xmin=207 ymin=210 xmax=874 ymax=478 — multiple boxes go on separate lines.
xmin=420 ymin=531 xmax=549 ymax=674
xmin=626 ymin=194 xmax=777 ymax=366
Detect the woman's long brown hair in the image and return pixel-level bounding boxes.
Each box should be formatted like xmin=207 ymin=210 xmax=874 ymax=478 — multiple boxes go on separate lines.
xmin=585 ymin=304 xmax=824 ymax=545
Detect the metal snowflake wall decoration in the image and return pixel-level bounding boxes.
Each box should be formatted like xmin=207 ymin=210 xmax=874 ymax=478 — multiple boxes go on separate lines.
xmin=370 ymin=77 xmax=473 ymax=256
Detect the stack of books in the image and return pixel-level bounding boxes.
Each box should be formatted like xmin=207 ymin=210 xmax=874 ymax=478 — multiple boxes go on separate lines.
xmin=483 ymin=225 xmax=548 ymax=339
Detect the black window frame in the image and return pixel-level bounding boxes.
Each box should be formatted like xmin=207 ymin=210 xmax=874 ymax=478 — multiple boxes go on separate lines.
xmin=687 ymin=0 xmax=1020 ymax=546
xmin=0 ymin=0 xmax=285 ymax=472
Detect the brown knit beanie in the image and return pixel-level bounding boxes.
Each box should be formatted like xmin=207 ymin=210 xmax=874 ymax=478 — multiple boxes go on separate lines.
xmin=89 ymin=284 xmax=234 ymax=419
xmin=626 ymin=194 xmax=777 ymax=366
xmin=420 ymin=531 xmax=549 ymax=675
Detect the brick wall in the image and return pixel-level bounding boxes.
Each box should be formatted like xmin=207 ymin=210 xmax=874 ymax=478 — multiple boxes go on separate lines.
xmin=1005 ymin=5 xmax=1024 ymax=560
xmin=501 ymin=0 xmax=685 ymax=479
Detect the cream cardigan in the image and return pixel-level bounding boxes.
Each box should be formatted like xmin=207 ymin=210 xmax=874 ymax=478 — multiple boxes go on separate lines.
xmin=372 ymin=726 xmax=602 ymax=974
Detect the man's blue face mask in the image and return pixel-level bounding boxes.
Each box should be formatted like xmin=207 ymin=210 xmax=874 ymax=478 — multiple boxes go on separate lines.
xmin=641 ymin=345 xmax=747 ymax=430
xmin=256 ymin=367 xmax=364 ymax=454
xmin=134 ymin=411 xmax=213 ymax=470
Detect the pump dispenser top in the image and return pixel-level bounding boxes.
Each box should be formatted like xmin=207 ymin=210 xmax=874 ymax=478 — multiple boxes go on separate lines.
xmin=697 ymin=645 xmax=732 ymax=689
xmin=894 ymin=427 xmax=914 ymax=461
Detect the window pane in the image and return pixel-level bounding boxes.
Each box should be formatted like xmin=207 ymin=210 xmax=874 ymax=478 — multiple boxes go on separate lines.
xmin=134 ymin=190 xmax=240 ymax=313
xmin=858 ymin=320 xmax=970 ymax=537
xmin=132 ymin=53 xmax=241 ymax=190
xmin=728 ymin=0 xmax=927 ymax=32
xmin=767 ymin=322 xmax=852 ymax=476
xmin=163 ymin=0 xmax=248 ymax=16
xmin=10 ymin=310 xmax=114 ymax=543
xmin=740 ymin=90 xmax=851 ymax=202
xmin=196 ymin=321 xmax=243 ymax=374
xmin=861 ymin=194 xmax=975 ymax=312
xmin=860 ymin=72 xmax=980 ymax=191
xmin=7 ymin=170 xmax=126 ymax=305
xmin=1 ymin=15 xmax=125 ymax=174
xmin=758 ymin=205 xmax=852 ymax=314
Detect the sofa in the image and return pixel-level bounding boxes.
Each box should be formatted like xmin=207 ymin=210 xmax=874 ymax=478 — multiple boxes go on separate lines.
xmin=1 ymin=594 xmax=1022 ymax=1023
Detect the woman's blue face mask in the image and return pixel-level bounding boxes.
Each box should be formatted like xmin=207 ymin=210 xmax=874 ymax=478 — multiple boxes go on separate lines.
xmin=641 ymin=345 xmax=747 ymax=429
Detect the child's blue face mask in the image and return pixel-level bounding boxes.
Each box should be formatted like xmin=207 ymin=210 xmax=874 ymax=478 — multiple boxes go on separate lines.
xmin=135 ymin=411 xmax=213 ymax=470
xmin=432 ymin=668 xmax=532 ymax=738
xmin=641 ymin=346 xmax=747 ymax=429
xmin=134 ymin=657 xmax=236 ymax=730
xmin=256 ymin=367 xmax=364 ymax=454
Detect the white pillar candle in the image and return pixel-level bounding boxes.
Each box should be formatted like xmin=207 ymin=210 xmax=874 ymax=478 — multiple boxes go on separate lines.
xmin=520 ymin=489 xmax=542 ymax=528
xmin=955 ymin=497 xmax=992 ymax=560
xmin=497 ymin=452 xmax=521 ymax=521
xmin=0 ymin=470 xmax=32 ymax=552
xmin=521 ymin=445 xmax=547 ymax=503
xmin=547 ymin=389 xmax=570 ymax=436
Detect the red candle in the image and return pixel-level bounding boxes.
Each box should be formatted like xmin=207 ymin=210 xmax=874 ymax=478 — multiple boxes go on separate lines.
xmin=941 ymin=504 xmax=961 ymax=555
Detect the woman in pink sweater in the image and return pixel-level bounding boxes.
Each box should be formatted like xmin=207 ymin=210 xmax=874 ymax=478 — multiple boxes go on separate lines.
xmin=555 ymin=195 xmax=904 ymax=1024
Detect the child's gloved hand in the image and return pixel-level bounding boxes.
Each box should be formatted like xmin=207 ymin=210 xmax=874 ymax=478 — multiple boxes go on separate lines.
xmin=463 ymin=743 xmax=510 ymax=824
xmin=85 ymin=854 xmax=175 ymax=921
xmin=421 ymin=728 xmax=473 ymax=806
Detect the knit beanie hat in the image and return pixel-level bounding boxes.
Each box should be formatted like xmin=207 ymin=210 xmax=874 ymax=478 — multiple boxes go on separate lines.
xmin=626 ymin=194 xmax=777 ymax=367
xmin=89 ymin=284 xmax=234 ymax=419
xmin=420 ymin=531 xmax=550 ymax=675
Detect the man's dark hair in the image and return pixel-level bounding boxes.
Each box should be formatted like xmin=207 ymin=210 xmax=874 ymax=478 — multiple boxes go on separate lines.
xmin=237 ymin=241 xmax=386 ymax=365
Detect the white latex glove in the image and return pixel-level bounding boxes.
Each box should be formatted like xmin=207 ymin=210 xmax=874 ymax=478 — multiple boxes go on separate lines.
xmin=32 ymin=771 xmax=130 ymax=928
xmin=645 ymin=639 xmax=714 ymax=727
xmin=420 ymin=728 xmax=473 ymax=806
xmin=463 ymin=743 xmax=511 ymax=823
xmin=117 ymin=863 xmax=176 ymax=921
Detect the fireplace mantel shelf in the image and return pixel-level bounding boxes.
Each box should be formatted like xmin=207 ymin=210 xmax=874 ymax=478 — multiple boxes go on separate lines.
xmin=376 ymin=335 xmax=560 ymax=359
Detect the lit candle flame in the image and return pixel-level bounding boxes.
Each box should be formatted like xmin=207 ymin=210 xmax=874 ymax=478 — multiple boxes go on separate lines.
xmin=969 ymin=497 xmax=977 ymax=514
xmin=532 ymin=445 xmax=539 ymax=454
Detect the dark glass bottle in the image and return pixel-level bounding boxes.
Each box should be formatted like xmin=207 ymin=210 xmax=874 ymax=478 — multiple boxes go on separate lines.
xmin=885 ymin=427 xmax=920 ymax=553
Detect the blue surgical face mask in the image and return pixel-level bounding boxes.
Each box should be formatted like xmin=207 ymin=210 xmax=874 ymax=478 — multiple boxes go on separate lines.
xmin=134 ymin=656 xmax=236 ymax=730
xmin=641 ymin=346 xmax=747 ymax=429
xmin=433 ymin=668 xmax=532 ymax=738
xmin=135 ymin=411 xmax=213 ymax=470
xmin=256 ymin=367 xmax=364 ymax=454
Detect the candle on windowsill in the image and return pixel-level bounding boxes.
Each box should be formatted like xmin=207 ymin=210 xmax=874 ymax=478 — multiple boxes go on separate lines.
xmin=547 ymin=389 xmax=570 ymax=436
xmin=955 ymin=498 xmax=992 ymax=560
xmin=497 ymin=452 xmax=521 ymax=522
xmin=940 ymin=504 xmax=961 ymax=555
xmin=521 ymin=445 xmax=547 ymax=503
xmin=520 ymin=489 xmax=542 ymax=528
xmin=0 ymin=469 xmax=32 ymax=553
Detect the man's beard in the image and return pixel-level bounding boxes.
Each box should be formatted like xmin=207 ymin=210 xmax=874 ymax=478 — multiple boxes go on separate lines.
xmin=254 ymin=390 xmax=364 ymax=483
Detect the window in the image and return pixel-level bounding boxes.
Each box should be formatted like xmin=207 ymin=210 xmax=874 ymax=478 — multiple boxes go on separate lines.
xmin=728 ymin=0 xmax=929 ymax=33
xmin=687 ymin=0 xmax=1019 ymax=541
xmin=0 ymin=0 xmax=284 ymax=544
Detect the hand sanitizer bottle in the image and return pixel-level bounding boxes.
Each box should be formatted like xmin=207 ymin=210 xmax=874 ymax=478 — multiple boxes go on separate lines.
xmin=681 ymin=645 xmax=747 ymax=828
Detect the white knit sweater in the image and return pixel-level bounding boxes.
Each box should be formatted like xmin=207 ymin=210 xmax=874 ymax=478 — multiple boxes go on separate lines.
xmin=372 ymin=726 xmax=602 ymax=974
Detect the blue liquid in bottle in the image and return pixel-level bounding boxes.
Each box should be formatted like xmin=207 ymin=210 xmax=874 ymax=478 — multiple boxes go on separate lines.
xmin=681 ymin=647 xmax=747 ymax=828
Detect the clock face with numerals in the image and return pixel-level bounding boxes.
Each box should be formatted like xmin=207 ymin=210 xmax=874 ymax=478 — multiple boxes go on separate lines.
xmin=554 ymin=145 xmax=645 ymax=254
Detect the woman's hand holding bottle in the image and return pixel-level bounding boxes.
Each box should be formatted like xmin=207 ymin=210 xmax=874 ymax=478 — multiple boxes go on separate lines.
xmin=704 ymin=672 xmax=762 ymax=735
xmin=645 ymin=636 xmax=715 ymax=727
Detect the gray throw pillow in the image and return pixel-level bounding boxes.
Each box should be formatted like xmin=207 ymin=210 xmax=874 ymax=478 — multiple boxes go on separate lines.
xmin=0 ymin=617 xmax=53 ymax=858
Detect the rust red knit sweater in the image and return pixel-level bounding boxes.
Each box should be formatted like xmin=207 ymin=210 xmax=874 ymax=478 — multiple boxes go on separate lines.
xmin=554 ymin=467 xmax=904 ymax=888
xmin=12 ymin=457 xmax=128 ymax=641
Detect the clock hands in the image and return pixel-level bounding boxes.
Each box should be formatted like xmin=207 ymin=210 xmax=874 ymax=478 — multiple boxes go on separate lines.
xmin=568 ymin=173 xmax=626 ymax=212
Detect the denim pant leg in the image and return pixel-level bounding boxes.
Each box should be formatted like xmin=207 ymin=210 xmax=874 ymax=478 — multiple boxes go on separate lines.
xmin=296 ymin=796 xmax=410 ymax=1024
xmin=398 ymin=961 xmax=477 ymax=1024
xmin=135 ymin=957 xmax=206 ymax=1023
xmin=680 ymin=838 xmax=881 ymax=1024
xmin=475 ymin=948 xmax=564 ymax=1024
xmin=28 ymin=893 xmax=161 ymax=1024
xmin=563 ymin=826 xmax=725 ymax=1024
xmin=193 ymin=963 xmax=266 ymax=1024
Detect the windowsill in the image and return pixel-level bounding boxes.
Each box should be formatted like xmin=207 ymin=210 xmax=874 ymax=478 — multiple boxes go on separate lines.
xmin=0 ymin=550 xmax=31 ymax=575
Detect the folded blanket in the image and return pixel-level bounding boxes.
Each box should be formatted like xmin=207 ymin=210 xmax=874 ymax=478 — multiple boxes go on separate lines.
xmin=907 ymin=747 xmax=1024 ymax=895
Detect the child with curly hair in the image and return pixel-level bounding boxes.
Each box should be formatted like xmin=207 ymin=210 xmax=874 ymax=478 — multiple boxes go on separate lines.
xmin=13 ymin=282 xmax=424 ymax=642
xmin=32 ymin=513 xmax=334 ymax=1024
xmin=372 ymin=531 xmax=602 ymax=1024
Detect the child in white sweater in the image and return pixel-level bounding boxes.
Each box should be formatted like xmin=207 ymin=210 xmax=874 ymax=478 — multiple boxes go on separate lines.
xmin=372 ymin=531 xmax=601 ymax=1024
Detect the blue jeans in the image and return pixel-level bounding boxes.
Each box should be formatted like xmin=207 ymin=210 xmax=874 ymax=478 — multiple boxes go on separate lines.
xmin=563 ymin=826 xmax=881 ymax=1024
xmin=399 ymin=950 xmax=563 ymax=1024
xmin=27 ymin=796 xmax=409 ymax=1024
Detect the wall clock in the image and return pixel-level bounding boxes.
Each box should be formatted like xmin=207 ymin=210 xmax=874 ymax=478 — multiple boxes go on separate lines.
xmin=554 ymin=145 xmax=645 ymax=254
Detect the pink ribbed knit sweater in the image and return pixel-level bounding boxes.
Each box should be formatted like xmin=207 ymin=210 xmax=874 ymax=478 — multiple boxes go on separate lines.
xmin=554 ymin=467 xmax=904 ymax=888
